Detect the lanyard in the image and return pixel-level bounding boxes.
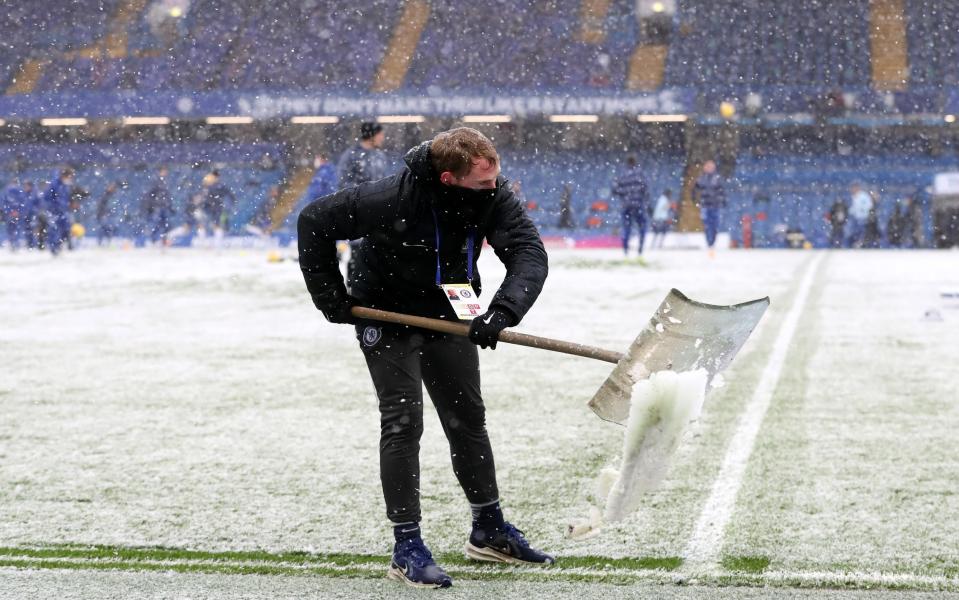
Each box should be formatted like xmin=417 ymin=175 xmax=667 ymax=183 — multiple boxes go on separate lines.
xmin=431 ymin=207 xmax=474 ymax=286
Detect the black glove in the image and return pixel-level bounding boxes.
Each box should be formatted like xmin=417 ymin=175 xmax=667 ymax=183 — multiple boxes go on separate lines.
xmin=312 ymin=286 xmax=360 ymax=324
xmin=468 ymin=308 xmax=512 ymax=350
xmin=320 ymin=296 xmax=359 ymax=324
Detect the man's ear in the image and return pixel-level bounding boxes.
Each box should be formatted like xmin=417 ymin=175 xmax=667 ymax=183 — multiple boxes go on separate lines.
xmin=439 ymin=171 xmax=454 ymax=186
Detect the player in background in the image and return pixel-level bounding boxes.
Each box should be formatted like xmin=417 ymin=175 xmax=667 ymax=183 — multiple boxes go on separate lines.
xmin=201 ymin=170 xmax=236 ymax=243
xmin=650 ymin=188 xmax=674 ymax=249
xmin=304 ymin=154 xmax=338 ymax=204
xmin=43 ymin=167 xmax=75 ymax=255
xmin=611 ymin=154 xmax=651 ymax=256
xmin=143 ymin=166 xmax=175 ymax=246
xmin=298 ymin=128 xmax=553 ymax=589
xmin=692 ymin=160 xmax=726 ymax=255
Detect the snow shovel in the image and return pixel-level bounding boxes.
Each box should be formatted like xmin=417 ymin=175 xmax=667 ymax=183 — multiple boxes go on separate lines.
xmin=350 ymin=289 xmax=768 ymax=426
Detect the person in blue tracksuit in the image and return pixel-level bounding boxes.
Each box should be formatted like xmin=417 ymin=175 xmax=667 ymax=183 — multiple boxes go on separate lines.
xmin=305 ymin=154 xmax=338 ymax=204
xmin=43 ymin=168 xmax=75 ymax=255
xmin=692 ymin=160 xmax=727 ymax=250
xmin=279 ymin=154 xmax=339 ymax=241
xmin=611 ymin=155 xmax=651 ymax=256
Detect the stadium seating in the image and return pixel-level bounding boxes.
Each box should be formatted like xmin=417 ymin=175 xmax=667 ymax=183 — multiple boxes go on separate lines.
xmin=25 ymin=0 xmax=400 ymax=94
xmin=665 ymin=0 xmax=871 ymax=89
xmin=403 ymin=0 xmax=639 ymax=92
xmin=2 ymin=0 xmax=954 ymax=100
xmin=904 ymin=0 xmax=959 ymax=86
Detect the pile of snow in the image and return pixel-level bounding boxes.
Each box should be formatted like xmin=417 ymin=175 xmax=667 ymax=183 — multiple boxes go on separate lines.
xmin=569 ymin=369 xmax=708 ymax=539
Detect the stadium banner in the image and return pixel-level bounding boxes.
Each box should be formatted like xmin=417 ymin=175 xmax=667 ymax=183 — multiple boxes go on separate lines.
xmin=0 ymin=87 xmax=946 ymax=120
xmin=0 ymin=90 xmax=694 ymax=119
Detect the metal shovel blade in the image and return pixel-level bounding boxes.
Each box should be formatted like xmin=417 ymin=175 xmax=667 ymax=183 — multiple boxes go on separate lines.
xmin=587 ymin=289 xmax=770 ymax=426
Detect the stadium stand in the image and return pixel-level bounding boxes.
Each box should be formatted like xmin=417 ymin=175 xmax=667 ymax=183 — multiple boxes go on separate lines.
xmin=24 ymin=0 xmax=400 ymax=94
xmin=404 ymin=0 xmax=639 ymax=92
xmin=665 ymin=0 xmax=871 ymax=88
xmin=904 ymin=0 xmax=959 ymax=86
xmin=0 ymin=0 xmax=952 ymax=101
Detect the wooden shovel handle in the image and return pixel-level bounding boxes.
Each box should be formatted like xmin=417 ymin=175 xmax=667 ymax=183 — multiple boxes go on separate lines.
xmin=351 ymin=306 xmax=622 ymax=364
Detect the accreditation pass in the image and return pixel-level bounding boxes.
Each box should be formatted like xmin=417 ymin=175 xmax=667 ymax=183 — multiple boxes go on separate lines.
xmin=440 ymin=284 xmax=486 ymax=320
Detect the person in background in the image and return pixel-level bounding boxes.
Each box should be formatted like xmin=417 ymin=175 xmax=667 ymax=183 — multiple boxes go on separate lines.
xmin=751 ymin=192 xmax=771 ymax=248
xmin=202 ymin=170 xmax=236 ymax=240
xmin=557 ymin=183 xmax=575 ymax=229
xmin=650 ymin=188 xmax=674 ymax=249
xmin=305 ymin=154 xmax=338 ymax=204
xmin=611 ymin=154 xmax=650 ymax=256
xmin=886 ymin=202 xmax=904 ymax=248
xmin=143 ymin=166 xmax=175 ymax=246
xmin=186 ymin=192 xmax=204 ymax=235
xmin=246 ymin=185 xmax=278 ymax=239
xmin=845 ymin=183 xmax=872 ymax=248
xmin=827 ymin=196 xmax=847 ymax=248
xmin=43 ymin=167 xmax=75 ymax=255
xmin=2 ymin=179 xmax=25 ymax=250
xmin=902 ymin=195 xmax=925 ymax=248
xmin=21 ymin=180 xmax=42 ymax=250
xmin=337 ymin=122 xmax=389 ymax=190
xmin=863 ymin=193 xmax=881 ymax=249
xmin=96 ymin=182 xmax=119 ymax=246
xmin=337 ymin=122 xmax=390 ymax=278
xmin=692 ymin=160 xmax=726 ymax=254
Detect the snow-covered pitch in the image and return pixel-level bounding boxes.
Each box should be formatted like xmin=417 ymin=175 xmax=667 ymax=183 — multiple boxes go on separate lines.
xmin=1 ymin=246 xmax=958 ymax=595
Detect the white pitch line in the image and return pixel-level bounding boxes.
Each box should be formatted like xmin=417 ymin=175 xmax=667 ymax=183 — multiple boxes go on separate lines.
xmin=683 ymin=253 xmax=825 ymax=570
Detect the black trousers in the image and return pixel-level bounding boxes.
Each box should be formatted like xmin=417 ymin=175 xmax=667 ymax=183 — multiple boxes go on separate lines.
xmin=356 ymin=322 xmax=499 ymax=524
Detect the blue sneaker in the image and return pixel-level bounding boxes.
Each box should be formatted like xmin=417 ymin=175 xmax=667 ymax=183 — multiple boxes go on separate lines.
xmin=387 ymin=538 xmax=453 ymax=589
xmin=465 ymin=522 xmax=555 ymax=565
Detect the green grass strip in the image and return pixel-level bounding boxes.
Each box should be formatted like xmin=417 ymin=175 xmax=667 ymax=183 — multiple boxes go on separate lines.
xmin=0 ymin=544 xmax=682 ymax=586
xmin=4 ymin=544 xmax=955 ymax=591
xmin=0 ymin=557 xmax=663 ymax=586
xmin=721 ymin=555 xmax=771 ymax=573
xmin=0 ymin=544 xmax=680 ymax=572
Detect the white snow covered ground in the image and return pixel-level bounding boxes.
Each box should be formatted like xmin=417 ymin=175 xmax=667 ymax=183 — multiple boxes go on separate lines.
xmin=1 ymin=245 xmax=958 ymax=596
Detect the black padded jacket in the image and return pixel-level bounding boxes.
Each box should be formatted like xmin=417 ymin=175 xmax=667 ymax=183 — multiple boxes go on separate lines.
xmin=297 ymin=140 xmax=548 ymax=324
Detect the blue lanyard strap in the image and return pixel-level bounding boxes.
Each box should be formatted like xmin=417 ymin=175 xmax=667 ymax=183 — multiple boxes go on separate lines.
xmin=431 ymin=207 xmax=475 ymax=286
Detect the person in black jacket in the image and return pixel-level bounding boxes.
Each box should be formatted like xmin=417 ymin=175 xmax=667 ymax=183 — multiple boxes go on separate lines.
xmin=611 ymin=154 xmax=650 ymax=256
xmin=298 ymin=128 xmax=552 ymax=589
xmin=143 ymin=166 xmax=175 ymax=246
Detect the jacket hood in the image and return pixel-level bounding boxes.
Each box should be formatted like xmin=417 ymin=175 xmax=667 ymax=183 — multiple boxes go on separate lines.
xmin=403 ymin=140 xmax=436 ymax=183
